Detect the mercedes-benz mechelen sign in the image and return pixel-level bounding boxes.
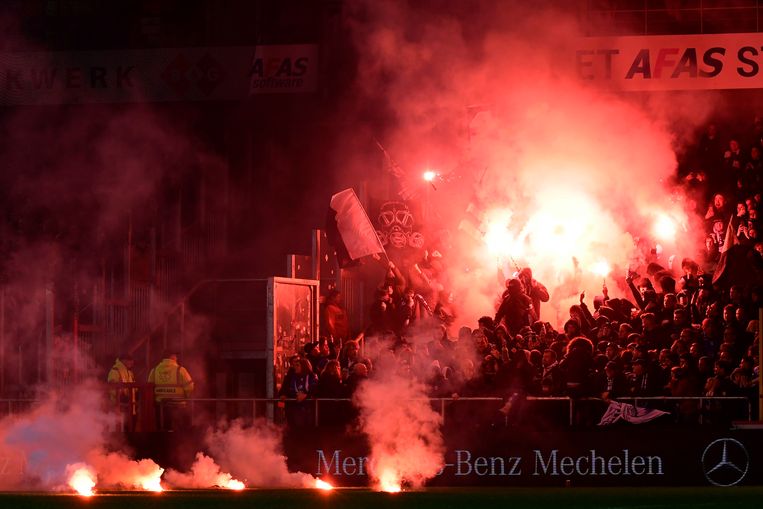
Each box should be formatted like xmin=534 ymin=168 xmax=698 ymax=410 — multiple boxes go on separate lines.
xmin=280 ymin=428 xmax=763 ymax=487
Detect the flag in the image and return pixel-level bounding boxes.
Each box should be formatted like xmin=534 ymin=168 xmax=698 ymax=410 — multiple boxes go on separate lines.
xmin=459 ymin=199 xmax=487 ymax=235
xmin=598 ymin=401 xmax=669 ymax=426
xmin=373 ymin=138 xmax=419 ymax=200
xmin=327 ymin=189 xmax=385 ymax=264
xmin=712 ymin=216 xmax=740 ymax=284
xmin=720 ymin=216 xmax=740 ymax=253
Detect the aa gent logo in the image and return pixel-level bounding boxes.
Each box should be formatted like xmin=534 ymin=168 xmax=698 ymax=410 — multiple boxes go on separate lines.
xmin=701 ymin=438 xmax=749 ymax=487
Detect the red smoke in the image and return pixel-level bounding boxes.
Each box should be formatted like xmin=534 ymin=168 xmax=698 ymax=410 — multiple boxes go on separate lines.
xmin=353 ymin=353 xmax=444 ymax=492
xmin=345 ymin=1 xmax=710 ymax=325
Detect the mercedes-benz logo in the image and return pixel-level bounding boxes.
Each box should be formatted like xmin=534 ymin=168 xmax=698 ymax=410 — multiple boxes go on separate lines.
xmin=701 ymin=438 xmax=749 ymax=487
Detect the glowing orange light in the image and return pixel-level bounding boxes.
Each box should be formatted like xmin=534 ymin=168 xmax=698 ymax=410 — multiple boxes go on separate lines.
xmin=476 ymin=189 xmax=627 ymax=291
xmin=224 ymin=479 xmax=245 ymax=491
xmin=590 ymin=260 xmax=611 ymax=278
xmin=422 ymin=170 xmax=437 ymax=182
xmin=378 ymin=470 xmax=402 ymax=493
xmin=139 ymin=473 xmax=164 ymax=492
xmin=482 ymin=209 xmax=524 ymax=259
xmin=314 ymin=479 xmax=334 ymax=491
xmin=68 ymin=466 xmax=96 ymax=497
xmin=525 ymin=211 xmax=586 ymax=258
xmin=484 ymin=222 xmax=513 ymax=256
xmin=653 ymin=213 xmax=677 ymax=241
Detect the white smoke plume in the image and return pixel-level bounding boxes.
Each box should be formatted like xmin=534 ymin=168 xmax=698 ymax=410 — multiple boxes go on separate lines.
xmin=164 ymin=452 xmax=243 ymax=490
xmin=1 ymin=383 xmax=112 ymax=488
xmin=86 ymin=452 xmax=164 ymax=492
xmin=0 ymin=382 xmax=164 ymax=492
xmin=353 ymin=354 xmax=444 ymax=492
xmin=205 ymin=420 xmax=315 ymax=488
xmin=0 ymin=384 xmax=323 ymax=492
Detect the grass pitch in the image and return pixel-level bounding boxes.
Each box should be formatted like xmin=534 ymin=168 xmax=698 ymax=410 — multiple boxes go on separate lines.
xmin=1 ymin=487 xmax=762 ymax=509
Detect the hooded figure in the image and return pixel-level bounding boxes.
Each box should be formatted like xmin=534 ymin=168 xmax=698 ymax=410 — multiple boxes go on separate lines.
xmin=559 ymin=336 xmax=594 ymax=397
xmin=517 ymin=267 xmax=550 ymax=319
xmin=494 ymin=278 xmax=534 ymax=336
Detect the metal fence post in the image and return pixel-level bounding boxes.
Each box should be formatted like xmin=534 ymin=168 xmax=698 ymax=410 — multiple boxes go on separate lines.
xmin=699 ymin=397 xmax=704 ymax=424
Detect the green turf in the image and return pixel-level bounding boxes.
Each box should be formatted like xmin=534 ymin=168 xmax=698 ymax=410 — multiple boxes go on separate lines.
xmin=1 ymin=488 xmax=763 ymax=509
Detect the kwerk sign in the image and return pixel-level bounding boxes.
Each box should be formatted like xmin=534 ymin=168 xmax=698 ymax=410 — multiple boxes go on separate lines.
xmin=0 ymin=44 xmax=318 ymax=105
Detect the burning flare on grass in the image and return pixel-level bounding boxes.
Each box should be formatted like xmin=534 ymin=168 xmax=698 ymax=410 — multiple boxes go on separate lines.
xmin=354 ymin=356 xmax=444 ymax=493
xmin=140 ymin=475 xmax=164 ymax=492
xmin=314 ymin=479 xmax=334 ymax=491
xmin=224 ymin=479 xmax=245 ymax=490
xmin=87 ymin=451 xmax=165 ymax=492
xmin=67 ymin=464 xmax=96 ymax=497
xmin=378 ymin=470 xmax=402 ymax=493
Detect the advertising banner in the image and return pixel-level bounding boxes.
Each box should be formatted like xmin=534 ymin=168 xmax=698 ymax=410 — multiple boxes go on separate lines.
xmin=0 ymin=44 xmax=318 ymax=105
xmin=285 ymin=427 xmax=763 ymax=487
xmin=576 ymin=33 xmax=763 ymax=91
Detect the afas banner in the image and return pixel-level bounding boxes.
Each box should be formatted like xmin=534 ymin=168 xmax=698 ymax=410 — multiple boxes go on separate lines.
xmin=249 ymin=44 xmax=318 ymax=94
xmin=576 ymin=33 xmax=763 ymax=91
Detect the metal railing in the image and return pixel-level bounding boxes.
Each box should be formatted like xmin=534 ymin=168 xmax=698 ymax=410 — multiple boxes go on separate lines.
xmin=179 ymin=395 xmax=753 ymax=428
xmin=1 ymin=393 xmax=753 ymax=428
xmin=548 ymin=395 xmax=751 ymax=426
xmin=0 ymin=399 xmax=41 ymax=418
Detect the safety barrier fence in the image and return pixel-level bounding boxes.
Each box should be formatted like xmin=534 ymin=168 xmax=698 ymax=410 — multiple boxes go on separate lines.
xmin=0 ymin=399 xmax=40 ymax=417
xmin=0 ymin=393 xmax=753 ymax=429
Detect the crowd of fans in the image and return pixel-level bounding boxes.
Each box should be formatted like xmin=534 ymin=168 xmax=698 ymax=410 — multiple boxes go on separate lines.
xmin=279 ymin=119 xmax=763 ymax=428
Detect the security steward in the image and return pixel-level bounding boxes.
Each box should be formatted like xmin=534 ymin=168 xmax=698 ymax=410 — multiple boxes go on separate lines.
xmin=107 ymin=353 xmax=137 ymax=431
xmin=147 ymin=350 xmax=194 ymax=430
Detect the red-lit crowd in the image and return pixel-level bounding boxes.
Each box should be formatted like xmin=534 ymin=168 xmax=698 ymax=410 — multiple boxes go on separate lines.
xmin=687 ymin=120 xmax=763 ymax=266
xmin=280 ymin=119 xmax=762 ymax=427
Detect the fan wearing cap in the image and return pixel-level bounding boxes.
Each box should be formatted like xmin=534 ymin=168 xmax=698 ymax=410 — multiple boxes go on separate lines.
xmin=628 ymin=358 xmax=662 ymax=397
xmin=598 ymin=361 xmax=628 ymax=401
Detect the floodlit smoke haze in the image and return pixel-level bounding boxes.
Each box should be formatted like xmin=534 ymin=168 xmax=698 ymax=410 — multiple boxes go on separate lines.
xmin=206 ymin=420 xmax=317 ymax=488
xmin=0 ymin=383 xmax=165 ymax=492
xmin=353 ymin=354 xmax=445 ymax=491
xmin=345 ymin=1 xmax=710 ymax=325
xmin=165 ymin=452 xmax=244 ymax=490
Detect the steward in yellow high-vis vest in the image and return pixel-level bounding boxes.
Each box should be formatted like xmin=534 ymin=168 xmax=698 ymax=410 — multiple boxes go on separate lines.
xmin=147 ymin=351 xmax=194 ymax=402
xmin=107 ymin=354 xmax=136 ymax=404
